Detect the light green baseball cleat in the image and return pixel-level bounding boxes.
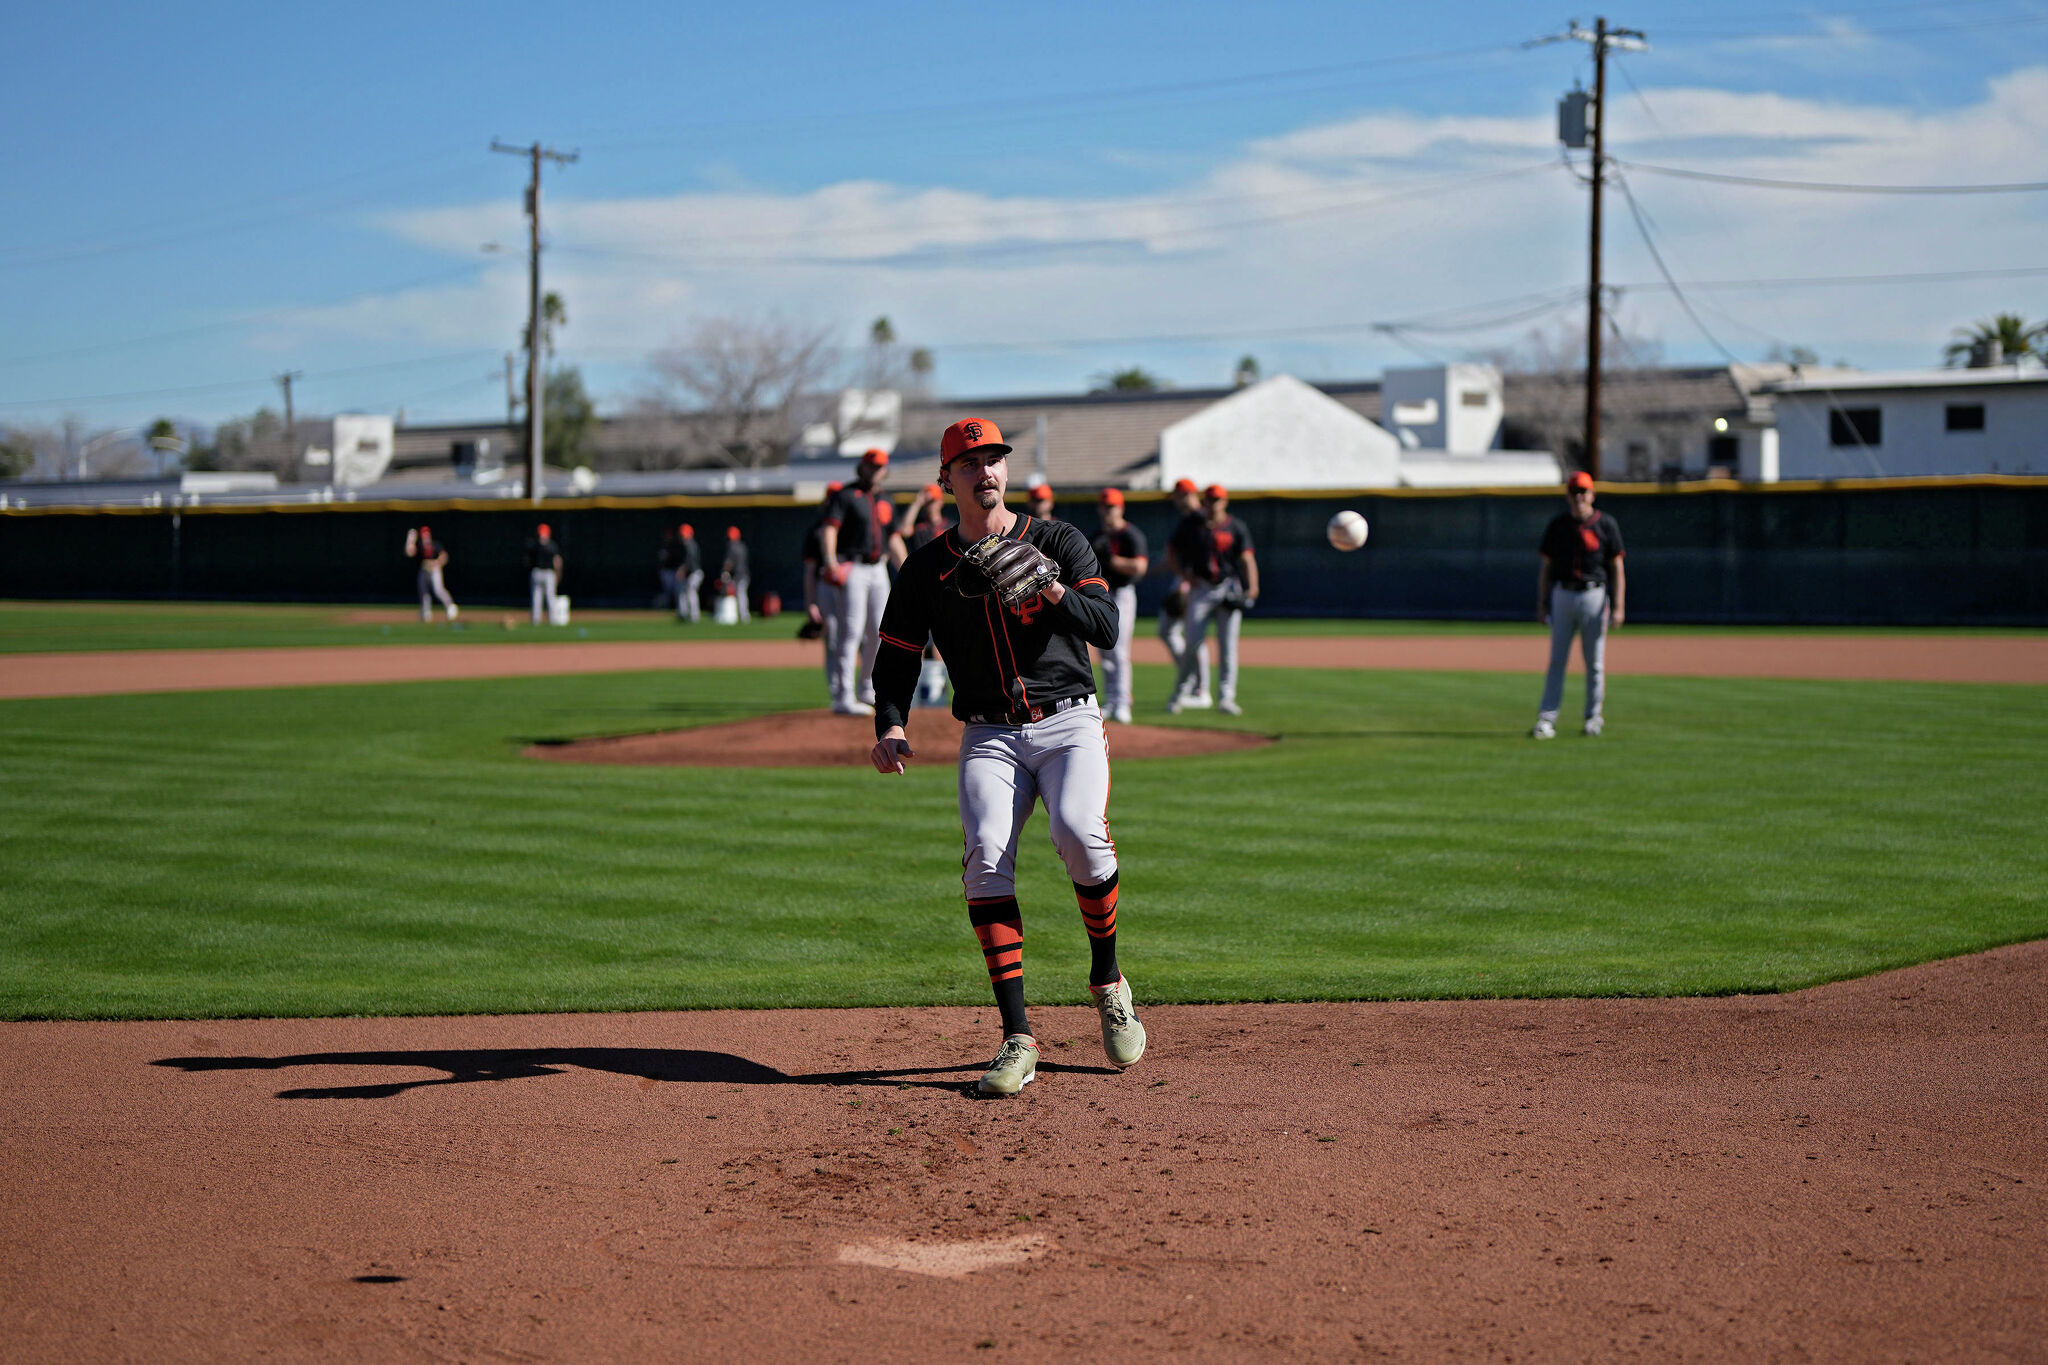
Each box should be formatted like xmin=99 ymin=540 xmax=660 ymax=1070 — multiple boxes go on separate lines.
xmin=1090 ymin=976 xmax=1147 ymax=1068
xmin=977 ymin=1035 xmax=1039 ymax=1096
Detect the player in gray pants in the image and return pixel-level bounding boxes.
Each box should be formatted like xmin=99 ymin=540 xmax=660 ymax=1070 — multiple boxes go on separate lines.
xmin=1533 ymin=471 xmax=1626 ymax=738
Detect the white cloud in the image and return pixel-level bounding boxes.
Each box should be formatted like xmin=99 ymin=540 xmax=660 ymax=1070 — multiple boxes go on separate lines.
xmin=307 ymin=66 xmax=2048 ymax=395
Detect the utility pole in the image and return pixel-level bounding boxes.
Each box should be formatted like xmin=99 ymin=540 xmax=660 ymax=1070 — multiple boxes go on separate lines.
xmin=276 ymin=370 xmax=303 ymax=482
xmin=504 ymin=352 xmax=519 ymax=431
xmin=491 ymin=139 xmax=578 ymax=504
xmin=1536 ymin=17 xmax=1646 ymax=480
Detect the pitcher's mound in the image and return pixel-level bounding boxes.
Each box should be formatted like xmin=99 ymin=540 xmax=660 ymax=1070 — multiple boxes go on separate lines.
xmin=526 ymin=708 xmax=1274 ymax=768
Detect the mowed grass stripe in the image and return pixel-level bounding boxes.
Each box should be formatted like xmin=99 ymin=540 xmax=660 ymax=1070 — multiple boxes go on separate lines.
xmin=1 ymin=664 xmax=2043 ymax=1019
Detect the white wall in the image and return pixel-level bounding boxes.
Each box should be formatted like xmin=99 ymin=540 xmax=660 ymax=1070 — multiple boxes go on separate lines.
xmin=1774 ymin=382 xmax=2048 ymax=479
xmin=1382 ymin=363 xmax=1503 ymax=454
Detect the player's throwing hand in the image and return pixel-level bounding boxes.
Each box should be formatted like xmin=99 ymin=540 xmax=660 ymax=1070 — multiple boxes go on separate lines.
xmin=871 ymin=728 xmax=915 ymax=775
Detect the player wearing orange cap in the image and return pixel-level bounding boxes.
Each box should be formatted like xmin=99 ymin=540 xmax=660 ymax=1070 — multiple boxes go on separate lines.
xmin=1159 ymin=478 xmax=1211 ymax=708
xmin=720 ymin=525 xmax=751 ymax=623
xmin=1173 ymin=484 xmax=1258 ymax=716
xmin=1532 ymin=470 xmax=1625 ymax=738
xmin=524 ymin=522 xmax=563 ymax=625
xmin=1092 ymin=488 xmax=1148 ymax=724
xmin=869 ymin=417 xmax=1143 ymax=1097
xmin=1026 ymin=480 xmax=1055 ymax=523
xmin=405 ymin=524 xmax=459 ymax=623
xmin=661 ymin=522 xmax=703 ymax=622
xmin=819 ymin=448 xmax=892 ymax=714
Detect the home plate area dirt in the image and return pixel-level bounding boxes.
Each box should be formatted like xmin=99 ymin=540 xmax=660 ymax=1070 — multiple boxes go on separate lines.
xmin=4 ymin=943 xmax=2044 ymax=1362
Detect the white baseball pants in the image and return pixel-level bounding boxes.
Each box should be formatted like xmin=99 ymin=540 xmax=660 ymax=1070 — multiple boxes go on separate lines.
xmin=814 ymin=577 xmax=844 ymax=696
xmin=958 ymin=699 xmax=1117 ymax=901
xmin=1159 ymin=606 xmax=1209 ymax=701
xmin=1097 ymin=585 xmax=1137 ymax=714
xmin=1184 ymin=583 xmax=1242 ymax=707
xmin=834 ymin=561 xmax=888 ymax=708
xmin=675 ymin=569 xmax=703 ymax=621
xmin=1538 ymin=583 xmax=1608 ymax=724
xmin=529 ymin=568 xmax=558 ymax=624
xmin=417 ymin=567 xmax=455 ymax=620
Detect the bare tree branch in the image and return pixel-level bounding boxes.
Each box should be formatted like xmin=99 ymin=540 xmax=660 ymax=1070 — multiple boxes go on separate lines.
xmin=648 ymin=316 xmax=838 ymax=468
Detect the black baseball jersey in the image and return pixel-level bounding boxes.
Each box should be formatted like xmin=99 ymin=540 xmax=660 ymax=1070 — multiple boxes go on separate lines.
xmin=801 ymin=517 xmax=827 ymax=566
xmin=409 ymin=536 xmax=446 ymax=564
xmin=1187 ymin=515 xmax=1254 ymax=586
xmin=872 ymin=514 xmax=1118 ymax=734
xmin=1540 ymin=511 xmax=1624 ymax=589
xmin=723 ymin=540 xmax=749 ymax=579
xmin=662 ymin=536 xmax=700 ymax=573
xmin=1167 ymin=511 xmax=1205 ymax=575
xmin=525 ymin=535 xmax=559 ymax=570
xmin=824 ymin=484 xmax=888 ymax=564
xmin=1091 ymin=524 xmax=1148 ymax=590
xmin=906 ymin=514 xmax=947 ymax=553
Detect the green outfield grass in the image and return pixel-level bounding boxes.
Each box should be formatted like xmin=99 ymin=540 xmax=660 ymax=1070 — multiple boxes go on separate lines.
xmin=3 ymin=662 xmax=2043 ymax=1021
xmin=4 ymin=598 xmax=2039 ymax=654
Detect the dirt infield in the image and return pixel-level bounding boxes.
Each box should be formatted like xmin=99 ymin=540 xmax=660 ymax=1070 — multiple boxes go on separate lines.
xmin=7 ymin=631 xmax=2047 ymax=699
xmin=526 ymin=709 xmax=1273 ymax=768
xmin=5 ymin=943 xmax=2041 ymax=1362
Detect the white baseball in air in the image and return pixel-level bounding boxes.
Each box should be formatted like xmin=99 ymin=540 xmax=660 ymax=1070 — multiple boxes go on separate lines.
xmin=1326 ymin=509 xmax=1369 ymax=552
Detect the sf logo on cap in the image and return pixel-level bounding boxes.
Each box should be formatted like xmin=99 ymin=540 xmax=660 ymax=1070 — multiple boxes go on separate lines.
xmin=961 ymin=421 xmax=984 ymax=443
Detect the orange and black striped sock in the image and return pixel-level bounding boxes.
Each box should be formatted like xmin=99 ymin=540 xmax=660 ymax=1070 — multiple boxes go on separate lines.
xmin=968 ymin=896 xmax=1031 ymax=1038
xmin=1074 ymin=872 xmax=1121 ymax=987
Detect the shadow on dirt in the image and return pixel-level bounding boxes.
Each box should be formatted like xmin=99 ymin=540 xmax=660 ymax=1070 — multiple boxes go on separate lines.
xmin=151 ymin=1047 xmax=1116 ymax=1099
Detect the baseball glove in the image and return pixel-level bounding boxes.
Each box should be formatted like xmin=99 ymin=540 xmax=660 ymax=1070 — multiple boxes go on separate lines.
xmin=957 ymin=533 xmax=1059 ymax=609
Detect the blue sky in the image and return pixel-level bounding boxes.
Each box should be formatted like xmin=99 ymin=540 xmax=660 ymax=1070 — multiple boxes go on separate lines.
xmin=5 ymin=0 xmax=2047 ymax=438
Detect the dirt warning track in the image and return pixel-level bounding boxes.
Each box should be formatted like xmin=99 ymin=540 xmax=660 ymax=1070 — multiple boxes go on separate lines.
xmin=4 ymin=943 xmax=2043 ymax=1362
xmin=6 ymin=630 xmax=2046 ymax=699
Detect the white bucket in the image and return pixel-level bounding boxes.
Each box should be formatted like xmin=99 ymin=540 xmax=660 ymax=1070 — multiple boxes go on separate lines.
xmin=713 ymin=594 xmax=740 ymax=626
xmin=549 ymin=595 xmax=572 ymax=627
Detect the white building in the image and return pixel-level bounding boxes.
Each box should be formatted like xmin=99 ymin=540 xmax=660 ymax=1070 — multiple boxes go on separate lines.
xmin=1155 ymin=370 xmax=1559 ymax=492
xmin=1765 ymin=367 xmax=2048 ymax=480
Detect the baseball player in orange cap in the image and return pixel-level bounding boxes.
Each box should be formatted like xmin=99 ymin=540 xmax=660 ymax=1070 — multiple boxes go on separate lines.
xmin=525 ymin=522 xmax=562 ymax=624
xmin=1091 ymin=488 xmax=1148 ymax=723
xmin=869 ymin=417 xmax=1144 ymax=1097
xmin=1159 ymin=478 xmax=1211 ymax=708
xmin=1532 ymin=470 xmax=1625 ymax=738
xmin=406 ymin=524 xmax=459 ymax=622
xmin=721 ymin=525 xmax=751 ymax=623
xmin=1026 ymin=480 xmax=1056 ymax=523
xmin=1173 ymin=484 xmax=1258 ymax=716
xmin=820 ymin=448 xmax=891 ymax=714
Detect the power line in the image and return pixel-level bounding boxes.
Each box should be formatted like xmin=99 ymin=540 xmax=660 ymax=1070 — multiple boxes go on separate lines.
xmin=1615 ymin=159 xmax=2048 ymax=194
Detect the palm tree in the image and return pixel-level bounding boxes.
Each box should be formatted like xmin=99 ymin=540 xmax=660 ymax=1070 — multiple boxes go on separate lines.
xmin=1942 ymin=313 xmax=2045 ymax=367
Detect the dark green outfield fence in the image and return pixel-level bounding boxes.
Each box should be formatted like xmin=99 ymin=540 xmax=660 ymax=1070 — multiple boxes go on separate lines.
xmin=4 ymin=478 xmax=2045 ymax=625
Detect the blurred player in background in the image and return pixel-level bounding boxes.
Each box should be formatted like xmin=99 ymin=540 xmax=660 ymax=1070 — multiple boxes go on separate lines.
xmin=406 ymin=524 xmax=458 ymax=623
xmin=662 ymin=523 xmax=703 ymax=622
xmin=525 ymin=522 xmax=562 ymax=625
xmin=1161 ymin=478 xmax=1211 ymax=709
xmin=1533 ymin=470 xmax=1626 ymax=739
xmin=1091 ymin=489 xmax=1148 ymax=723
xmin=800 ymin=482 xmax=843 ymax=666
xmin=820 ymin=448 xmax=891 ymax=715
xmin=1174 ymin=485 xmax=1258 ymax=717
xmin=721 ymin=525 xmax=751 ymax=623
xmin=892 ymin=482 xmax=953 ymax=707
xmin=1026 ymin=480 xmax=1056 ymax=523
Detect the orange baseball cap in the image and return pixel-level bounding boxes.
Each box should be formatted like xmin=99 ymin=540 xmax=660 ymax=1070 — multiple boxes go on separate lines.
xmin=726 ymin=525 xmax=741 ymax=539
xmin=537 ymin=522 xmax=551 ymax=536
xmin=680 ymin=523 xmax=694 ymax=537
xmin=1567 ymin=470 xmax=1594 ymax=490
xmin=825 ymin=481 xmax=844 ymax=494
xmin=862 ymin=447 xmax=889 ymax=466
xmin=1099 ymin=488 xmax=1124 ymax=506
xmin=1028 ymin=481 xmax=1051 ymax=498
xmin=1172 ymin=478 xmax=1199 ymax=494
xmin=940 ymin=418 xmax=1011 ymax=464
xmin=1204 ymin=484 xmax=1228 ymax=500
xmin=923 ymin=483 xmax=943 ymax=500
